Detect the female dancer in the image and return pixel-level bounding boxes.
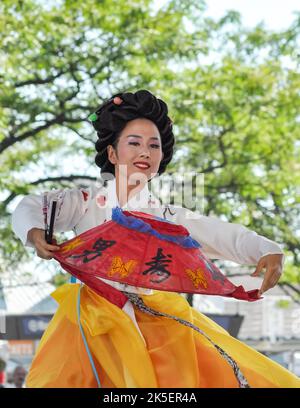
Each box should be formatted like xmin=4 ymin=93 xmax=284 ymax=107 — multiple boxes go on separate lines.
xmin=12 ymin=90 xmax=299 ymax=387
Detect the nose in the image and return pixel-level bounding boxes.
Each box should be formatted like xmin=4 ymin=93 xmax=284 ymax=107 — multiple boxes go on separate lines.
xmin=139 ymin=149 xmax=150 ymax=158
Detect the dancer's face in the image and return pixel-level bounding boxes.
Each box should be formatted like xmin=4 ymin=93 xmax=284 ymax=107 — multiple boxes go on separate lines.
xmin=107 ymin=118 xmax=164 ymax=184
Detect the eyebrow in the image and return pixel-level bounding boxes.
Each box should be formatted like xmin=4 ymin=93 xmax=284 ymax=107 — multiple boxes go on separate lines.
xmin=126 ymin=134 xmax=160 ymax=141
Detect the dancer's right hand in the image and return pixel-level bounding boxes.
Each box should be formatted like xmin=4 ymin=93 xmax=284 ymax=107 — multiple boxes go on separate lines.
xmin=27 ymin=228 xmax=60 ymax=260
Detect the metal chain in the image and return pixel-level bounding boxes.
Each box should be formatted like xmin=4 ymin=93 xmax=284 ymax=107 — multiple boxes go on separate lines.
xmin=123 ymin=291 xmax=250 ymax=388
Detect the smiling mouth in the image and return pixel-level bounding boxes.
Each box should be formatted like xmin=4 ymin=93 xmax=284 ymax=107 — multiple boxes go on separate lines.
xmin=134 ymin=163 xmax=150 ymax=169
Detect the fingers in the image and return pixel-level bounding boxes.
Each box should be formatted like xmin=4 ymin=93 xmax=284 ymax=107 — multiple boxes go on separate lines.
xmin=252 ymin=254 xmax=283 ymax=296
xmin=29 ymin=229 xmax=60 ymax=260
xmin=251 ymin=258 xmax=266 ymax=277
xmin=35 ymin=240 xmax=60 ymax=260
xmin=258 ymin=267 xmax=282 ymax=296
xmin=37 ymin=252 xmax=52 ymax=260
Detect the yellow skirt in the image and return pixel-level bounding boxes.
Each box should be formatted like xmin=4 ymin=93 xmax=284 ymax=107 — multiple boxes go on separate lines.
xmin=26 ymin=283 xmax=300 ymax=388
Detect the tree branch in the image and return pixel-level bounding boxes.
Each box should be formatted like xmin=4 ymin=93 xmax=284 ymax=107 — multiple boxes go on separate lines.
xmin=15 ymin=69 xmax=69 ymax=87
xmin=0 ymin=115 xmax=65 ymax=153
xmin=201 ymin=126 xmax=234 ymax=173
xmin=1 ymin=113 xmax=88 ymax=153
xmin=63 ymin=125 xmax=95 ymax=144
xmin=30 ymin=175 xmax=97 ymax=186
xmin=2 ymin=175 xmax=98 ymax=207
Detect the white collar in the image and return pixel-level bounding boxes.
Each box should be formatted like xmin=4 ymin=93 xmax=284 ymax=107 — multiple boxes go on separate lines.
xmin=104 ymin=177 xmax=156 ymax=210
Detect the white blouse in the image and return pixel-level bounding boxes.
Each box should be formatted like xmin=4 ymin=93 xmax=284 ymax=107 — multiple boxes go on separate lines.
xmin=11 ymin=178 xmax=284 ymax=340
xmin=12 ymin=178 xmax=284 ymax=295
xmin=12 ymin=180 xmax=283 ymax=265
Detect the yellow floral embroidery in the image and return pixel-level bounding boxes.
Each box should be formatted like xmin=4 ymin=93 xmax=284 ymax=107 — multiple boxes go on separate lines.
xmin=108 ymin=256 xmax=138 ymax=278
xmin=185 ymin=267 xmax=208 ymax=289
xmin=61 ymin=237 xmax=83 ymax=253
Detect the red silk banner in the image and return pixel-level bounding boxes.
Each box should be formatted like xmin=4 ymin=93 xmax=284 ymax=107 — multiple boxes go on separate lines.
xmin=53 ymin=208 xmax=260 ymax=302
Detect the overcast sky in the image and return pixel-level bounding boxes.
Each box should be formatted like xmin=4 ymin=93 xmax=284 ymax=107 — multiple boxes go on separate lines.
xmin=206 ymin=0 xmax=299 ymax=29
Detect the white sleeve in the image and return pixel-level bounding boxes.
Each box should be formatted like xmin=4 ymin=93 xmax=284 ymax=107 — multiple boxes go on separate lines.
xmin=171 ymin=206 xmax=284 ymax=265
xmin=12 ymin=188 xmax=91 ymax=247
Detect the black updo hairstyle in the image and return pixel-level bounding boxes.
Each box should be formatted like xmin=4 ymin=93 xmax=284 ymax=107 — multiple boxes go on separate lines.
xmin=89 ymin=89 xmax=175 ymax=178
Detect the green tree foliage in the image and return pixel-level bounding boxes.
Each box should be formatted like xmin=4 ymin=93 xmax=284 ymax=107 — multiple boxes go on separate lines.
xmin=0 ymin=0 xmax=299 ymax=282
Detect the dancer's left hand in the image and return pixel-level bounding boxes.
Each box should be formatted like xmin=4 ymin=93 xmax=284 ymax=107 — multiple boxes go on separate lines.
xmin=251 ymin=254 xmax=284 ymax=296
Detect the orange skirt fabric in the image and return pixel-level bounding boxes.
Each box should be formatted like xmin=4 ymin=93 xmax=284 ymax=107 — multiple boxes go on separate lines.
xmin=26 ymin=283 xmax=300 ymax=388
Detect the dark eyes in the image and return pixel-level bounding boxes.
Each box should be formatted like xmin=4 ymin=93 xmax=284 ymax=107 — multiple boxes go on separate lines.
xmin=129 ymin=142 xmax=160 ymax=149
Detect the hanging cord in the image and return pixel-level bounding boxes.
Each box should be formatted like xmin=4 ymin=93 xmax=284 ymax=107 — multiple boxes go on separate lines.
xmin=77 ymin=284 xmax=101 ymax=388
xmin=123 ymin=291 xmax=250 ymax=388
